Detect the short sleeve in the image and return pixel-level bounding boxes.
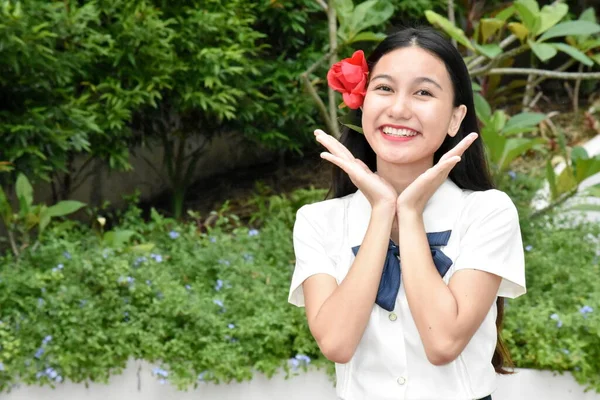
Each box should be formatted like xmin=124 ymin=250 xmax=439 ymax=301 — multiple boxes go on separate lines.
xmin=288 ymin=206 xmax=337 ymax=307
xmin=453 ymin=190 xmax=526 ymax=299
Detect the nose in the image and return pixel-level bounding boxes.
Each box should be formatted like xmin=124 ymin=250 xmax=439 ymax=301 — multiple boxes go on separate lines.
xmin=387 ymin=94 xmax=412 ymax=120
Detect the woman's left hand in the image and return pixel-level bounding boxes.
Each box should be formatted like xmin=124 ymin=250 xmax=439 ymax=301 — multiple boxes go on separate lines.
xmin=397 ymin=132 xmax=479 ymax=216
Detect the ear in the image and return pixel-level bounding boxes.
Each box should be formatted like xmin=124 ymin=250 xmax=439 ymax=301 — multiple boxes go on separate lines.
xmin=448 ymin=104 xmax=467 ymax=137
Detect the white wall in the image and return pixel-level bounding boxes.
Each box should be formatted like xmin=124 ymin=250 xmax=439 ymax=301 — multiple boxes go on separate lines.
xmin=4 ymin=360 xmax=600 ymax=400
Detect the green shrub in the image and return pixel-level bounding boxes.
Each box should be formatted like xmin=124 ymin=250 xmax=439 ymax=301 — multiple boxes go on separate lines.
xmin=1 ymin=184 xmax=600 ymax=393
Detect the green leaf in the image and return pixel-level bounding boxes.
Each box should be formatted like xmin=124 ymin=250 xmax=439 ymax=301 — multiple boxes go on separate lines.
xmin=474 ymin=92 xmax=492 ymax=124
xmin=536 ymin=3 xmax=568 ymax=35
xmin=556 ymin=165 xmax=578 ymax=194
xmin=16 ymin=173 xmax=33 ymax=215
xmin=491 ymin=110 xmax=508 ymax=133
xmin=572 ymin=146 xmax=590 ymax=161
xmin=481 ymin=125 xmax=506 ymax=168
xmin=508 ymin=22 xmax=529 ymax=42
xmin=568 ymin=204 xmax=600 ymax=212
xmin=425 ymin=11 xmax=475 ymax=50
xmin=471 ymin=81 xmax=482 ymax=91
xmin=546 ymin=159 xmax=558 ymax=200
xmin=338 ymin=112 xmax=363 ymax=134
xmin=528 ymin=40 xmax=557 ymax=62
xmin=46 ymin=201 xmax=86 ymax=217
xmin=39 ymin=207 xmax=51 ymax=234
xmin=495 ymin=5 xmax=515 ymax=22
xmin=574 ymin=157 xmax=600 ymax=183
xmin=499 ymin=138 xmax=545 ymax=171
xmin=103 ymin=230 xmax=136 ymax=248
xmin=502 ymin=112 xmax=546 ymax=135
xmin=349 ymin=0 xmax=394 ymax=36
xmin=579 ymin=8 xmax=597 ymax=24
xmin=474 ymin=43 xmax=503 ymax=59
xmin=0 ymin=186 xmax=13 ymax=224
xmin=551 ymin=43 xmax=594 ymax=66
xmin=539 ymin=21 xmax=600 ymax=42
xmin=479 ymin=18 xmax=505 ymax=43
xmin=334 ymin=0 xmax=354 ymax=27
xmin=514 ymin=0 xmax=540 ymax=33
xmin=592 ymin=54 xmax=600 ymax=66
xmin=579 ymin=39 xmax=600 ymax=52
xmin=348 ymin=31 xmax=386 ymax=43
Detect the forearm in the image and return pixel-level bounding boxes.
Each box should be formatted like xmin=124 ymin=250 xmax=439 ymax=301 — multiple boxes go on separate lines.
xmin=397 ymin=210 xmax=460 ymax=364
xmin=311 ymin=204 xmax=395 ymax=362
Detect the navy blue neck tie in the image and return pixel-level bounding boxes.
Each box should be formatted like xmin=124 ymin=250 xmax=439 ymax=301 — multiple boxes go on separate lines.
xmin=351 ymin=230 xmax=453 ymax=312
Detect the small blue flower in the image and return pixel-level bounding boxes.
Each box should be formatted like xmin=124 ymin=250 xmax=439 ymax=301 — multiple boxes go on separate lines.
xmin=156 ymin=291 xmax=164 ymax=300
xmin=48 ymin=369 xmax=58 ymax=379
xmin=102 ymin=249 xmax=111 ymax=259
xmin=159 ymin=378 xmax=167 ymax=385
xmin=34 ymin=348 xmax=45 ymax=359
xmin=228 ymin=323 xmax=235 ymax=329
xmin=80 ymin=300 xmax=87 ymax=308
xmin=295 ymin=354 xmax=311 ymax=365
xmin=213 ymin=299 xmax=224 ymax=307
xmin=215 ymin=279 xmax=224 ymax=291
xmin=579 ymin=305 xmax=593 ymax=315
xmin=525 ymin=245 xmax=533 ymax=252
xmin=218 ymin=259 xmax=231 ymax=266
xmin=150 ymin=253 xmax=163 ymax=263
xmin=63 ymin=251 xmax=72 ymax=260
xmin=52 ymin=264 xmax=64 ymax=272
xmin=146 ymin=280 xmax=152 ymax=286
xmin=561 ymin=349 xmax=570 ymax=355
xmin=550 ymin=313 xmax=563 ymax=328
xmin=185 ymin=284 xmax=192 ymax=291
xmin=35 ymin=372 xmax=43 ymax=379
xmin=242 ymin=253 xmax=254 ymax=262
xmin=42 ymin=335 xmax=52 ymax=345
xmin=37 ymin=298 xmax=45 ymax=307
xmin=133 ymin=256 xmax=147 ymax=267
xmin=209 ymin=237 xmax=217 ymax=243
xmin=508 ymin=171 xmax=517 ymax=180
xmin=55 ymin=375 xmax=63 ymax=383
xmin=248 ymin=229 xmax=259 ymax=237
xmin=152 ymin=367 xmax=169 ymax=378
xmin=0 ymin=362 xmax=4 ymax=371
xmin=198 ymin=371 xmax=207 ymax=381
xmin=169 ymin=230 xmax=180 ymax=239
xmin=288 ymin=358 xmax=300 ymax=370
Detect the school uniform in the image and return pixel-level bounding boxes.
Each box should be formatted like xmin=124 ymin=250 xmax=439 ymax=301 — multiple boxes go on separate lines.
xmin=288 ymin=178 xmax=526 ymax=400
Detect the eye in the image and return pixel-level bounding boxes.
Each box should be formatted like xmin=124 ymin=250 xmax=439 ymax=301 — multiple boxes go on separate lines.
xmin=416 ymin=89 xmax=433 ymax=97
xmin=374 ymin=84 xmax=393 ymax=92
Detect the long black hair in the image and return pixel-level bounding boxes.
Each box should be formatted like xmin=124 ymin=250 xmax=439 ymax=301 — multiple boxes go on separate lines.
xmin=326 ymin=26 xmax=513 ymax=374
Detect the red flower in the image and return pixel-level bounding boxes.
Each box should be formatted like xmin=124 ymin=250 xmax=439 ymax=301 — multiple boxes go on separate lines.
xmin=327 ymin=50 xmax=369 ymax=109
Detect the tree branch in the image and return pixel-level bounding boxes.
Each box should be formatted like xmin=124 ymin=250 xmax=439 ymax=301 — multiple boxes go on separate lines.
xmin=528 ymin=187 xmax=579 ymax=220
xmin=301 ymin=73 xmax=334 ymax=133
xmin=469 ymin=44 xmax=529 ymax=76
xmin=327 ymin=2 xmax=340 ymax=139
xmin=448 ymin=0 xmax=457 ymax=48
xmin=467 ymin=34 xmax=518 ymax=70
xmin=315 ymin=0 xmax=328 ymax=11
xmin=484 ymin=68 xmax=600 ymax=79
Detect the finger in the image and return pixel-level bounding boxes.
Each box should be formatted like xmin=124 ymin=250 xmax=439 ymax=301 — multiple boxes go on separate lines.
xmin=314 ymin=129 xmax=355 ymax=161
xmin=354 ymin=158 xmax=372 ymax=173
xmin=319 ymin=152 xmax=353 ymax=173
xmin=439 ymin=133 xmax=478 ymax=162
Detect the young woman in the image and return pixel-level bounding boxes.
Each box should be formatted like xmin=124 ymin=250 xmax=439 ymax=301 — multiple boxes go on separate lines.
xmin=288 ymin=27 xmax=526 ymax=400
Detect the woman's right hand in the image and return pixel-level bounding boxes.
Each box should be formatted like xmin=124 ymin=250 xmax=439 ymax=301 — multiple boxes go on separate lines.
xmin=314 ymin=129 xmax=397 ymax=211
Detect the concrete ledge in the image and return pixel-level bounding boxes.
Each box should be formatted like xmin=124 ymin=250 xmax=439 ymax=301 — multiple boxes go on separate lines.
xmin=3 ymin=360 xmax=599 ymax=400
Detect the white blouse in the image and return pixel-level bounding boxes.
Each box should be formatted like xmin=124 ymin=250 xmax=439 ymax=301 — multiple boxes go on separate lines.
xmin=288 ymin=179 xmax=526 ymax=400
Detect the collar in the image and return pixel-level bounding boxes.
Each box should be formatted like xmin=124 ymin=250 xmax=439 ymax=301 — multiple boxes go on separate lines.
xmin=347 ymin=179 xmax=466 ymax=248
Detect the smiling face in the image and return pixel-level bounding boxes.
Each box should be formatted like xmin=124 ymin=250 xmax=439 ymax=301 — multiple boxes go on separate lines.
xmin=361 ymin=45 xmax=467 ymax=168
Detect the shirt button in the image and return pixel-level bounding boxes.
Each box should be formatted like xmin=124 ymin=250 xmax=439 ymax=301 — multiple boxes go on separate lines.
xmin=397 ymin=376 xmax=406 ymax=385
xmin=388 ymin=312 xmax=397 ymax=321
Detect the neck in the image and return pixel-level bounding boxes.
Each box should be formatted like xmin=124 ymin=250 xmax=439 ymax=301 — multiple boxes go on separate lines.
xmin=375 ymin=156 xmax=434 ymax=195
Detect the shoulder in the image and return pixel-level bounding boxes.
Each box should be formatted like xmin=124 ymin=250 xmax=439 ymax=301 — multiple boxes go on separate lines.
xmin=294 ymin=192 xmax=355 ymax=235
xmin=462 ymin=188 xmax=518 ymax=217
xmin=457 ymin=189 xmax=520 ymax=233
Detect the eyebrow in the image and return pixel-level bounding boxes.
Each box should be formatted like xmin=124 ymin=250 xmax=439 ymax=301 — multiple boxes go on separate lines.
xmin=370 ymin=74 xmax=443 ymax=91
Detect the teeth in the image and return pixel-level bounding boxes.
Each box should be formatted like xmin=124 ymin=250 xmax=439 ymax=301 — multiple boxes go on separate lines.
xmin=382 ymin=127 xmax=418 ymax=137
